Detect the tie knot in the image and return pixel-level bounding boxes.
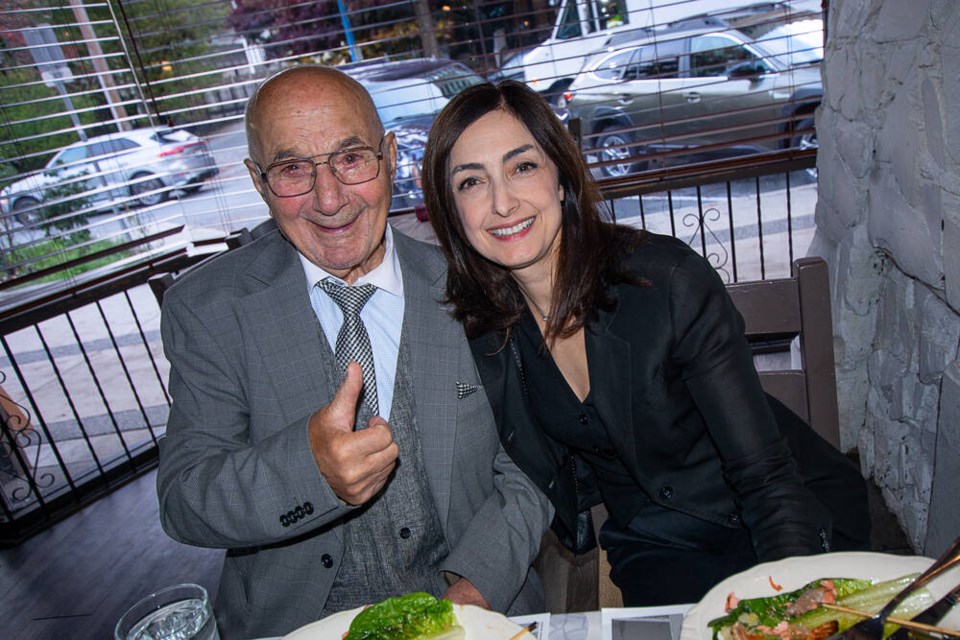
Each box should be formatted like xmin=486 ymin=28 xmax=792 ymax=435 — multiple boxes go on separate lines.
xmin=319 ymin=279 xmax=377 ymax=316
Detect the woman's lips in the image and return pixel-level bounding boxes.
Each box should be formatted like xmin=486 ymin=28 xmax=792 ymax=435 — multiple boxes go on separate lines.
xmin=488 ymin=216 xmax=535 ymax=239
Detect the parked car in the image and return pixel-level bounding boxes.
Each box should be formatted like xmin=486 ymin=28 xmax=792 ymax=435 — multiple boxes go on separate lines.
xmin=0 ymin=127 xmax=219 ymax=225
xmin=562 ymin=17 xmax=823 ymax=177
xmin=341 ymin=58 xmax=487 ymax=210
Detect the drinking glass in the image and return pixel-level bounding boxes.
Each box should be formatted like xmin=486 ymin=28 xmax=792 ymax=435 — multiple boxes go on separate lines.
xmin=114 ymin=583 xmax=219 ymax=640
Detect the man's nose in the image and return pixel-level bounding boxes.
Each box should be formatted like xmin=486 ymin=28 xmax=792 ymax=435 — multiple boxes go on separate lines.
xmin=312 ymin=163 xmax=347 ymax=213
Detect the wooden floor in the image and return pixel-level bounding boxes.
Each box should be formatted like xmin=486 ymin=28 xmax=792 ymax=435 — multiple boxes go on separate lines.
xmin=0 ymin=468 xmax=223 ymax=640
xmin=0 ymin=458 xmax=911 ymax=640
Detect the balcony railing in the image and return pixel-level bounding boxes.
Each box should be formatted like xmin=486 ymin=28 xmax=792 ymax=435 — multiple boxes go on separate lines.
xmin=0 ymin=149 xmax=816 ymax=545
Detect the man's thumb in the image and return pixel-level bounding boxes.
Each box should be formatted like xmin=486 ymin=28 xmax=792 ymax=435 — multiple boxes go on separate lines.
xmin=327 ymin=362 xmax=363 ymax=430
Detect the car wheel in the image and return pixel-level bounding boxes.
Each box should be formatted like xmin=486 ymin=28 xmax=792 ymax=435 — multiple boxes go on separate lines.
xmin=596 ymin=128 xmax=638 ymax=178
xmin=12 ymin=197 xmax=41 ymax=225
xmin=130 ymin=173 xmax=169 ymax=207
xmin=792 ymin=117 xmax=818 ymax=180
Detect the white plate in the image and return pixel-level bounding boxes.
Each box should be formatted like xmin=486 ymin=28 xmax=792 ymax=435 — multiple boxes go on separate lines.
xmin=282 ymin=603 xmax=524 ymax=639
xmin=680 ymin=551 xmax=960 ymax=640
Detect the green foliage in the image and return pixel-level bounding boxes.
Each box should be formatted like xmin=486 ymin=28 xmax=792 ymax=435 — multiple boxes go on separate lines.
xmin=1 ymin=236 xmax=131 ymax=284
xmin=0 ymin=68 xmax=99 ymax=174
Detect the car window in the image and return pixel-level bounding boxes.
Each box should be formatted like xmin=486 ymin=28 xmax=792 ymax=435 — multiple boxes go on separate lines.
xmin=51 ymin=145 xmax=88 ymax=167
xmin=557 ymin=0 xmax=582 ymax=40
xmin=153 ymin=129 xmax=195 ymax=144
xmin=633 ymin=39 xmax=684 ymax=79
xmin=596 ymin=0 xmax=628 ymax=30
xmin=690 ymin=35 xmax=762 ymax=78
xmin=594 ymin=49 xmax=638 ymax=81
xmin=429 ymin=65 xmax=485 ymax=98
xmin=88 ymin=138 xmax=139 ymax=157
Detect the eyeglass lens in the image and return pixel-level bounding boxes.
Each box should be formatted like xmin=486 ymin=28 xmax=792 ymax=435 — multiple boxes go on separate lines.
xmin=266 ymin=147 xmax=381 ymax=196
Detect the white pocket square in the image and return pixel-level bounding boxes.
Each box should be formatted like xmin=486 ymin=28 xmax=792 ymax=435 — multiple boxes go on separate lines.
xmin=456 ymin=382 xmax=482 ymax=399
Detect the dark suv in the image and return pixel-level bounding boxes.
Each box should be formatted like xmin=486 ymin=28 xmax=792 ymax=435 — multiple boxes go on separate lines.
xmin=563 ymin=18 xmax=823 ymax=177
xmin=341 ymin=58 xmax=486 ymax=210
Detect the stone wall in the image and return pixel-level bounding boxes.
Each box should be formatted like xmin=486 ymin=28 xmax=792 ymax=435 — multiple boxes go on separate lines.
xmin=811 ymin=0 xmax=959 ymax=553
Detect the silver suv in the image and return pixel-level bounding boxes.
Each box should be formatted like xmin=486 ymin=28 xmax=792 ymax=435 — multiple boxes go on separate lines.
xmin=563 ymin=18 xmax=823 ymax=177
xmin=0 ymin=127 xmax=219 ymax=224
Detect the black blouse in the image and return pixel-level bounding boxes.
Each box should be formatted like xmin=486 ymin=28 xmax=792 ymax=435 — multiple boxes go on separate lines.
xmin=515 ymin=311 xmax=649 ymax=528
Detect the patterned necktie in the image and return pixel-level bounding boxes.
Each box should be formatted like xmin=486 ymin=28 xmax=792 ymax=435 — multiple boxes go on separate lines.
xmin=319 ymin=279 xmax=379 ymax=417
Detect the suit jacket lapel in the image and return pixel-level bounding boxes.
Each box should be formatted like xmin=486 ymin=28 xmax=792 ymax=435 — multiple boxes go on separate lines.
xmin=243 ymin=231 xmax=333 ymax=423
xmin=589 ymin=299 xmax=639 ymax=474
xmin=393 ymin=231 xmax=458 ymax=522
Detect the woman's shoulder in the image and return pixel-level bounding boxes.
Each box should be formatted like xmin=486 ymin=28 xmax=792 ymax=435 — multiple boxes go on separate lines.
xmin=616 ymin=228 xmax=702 ymax=272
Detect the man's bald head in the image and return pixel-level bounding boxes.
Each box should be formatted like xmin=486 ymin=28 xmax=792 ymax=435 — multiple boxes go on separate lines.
xmin=245 ymin=65 xmax=383 ymax=164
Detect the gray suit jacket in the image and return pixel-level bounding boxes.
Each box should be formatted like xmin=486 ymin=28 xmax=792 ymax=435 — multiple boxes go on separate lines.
xmin=156 ymin=226 xmax=550 ymax=639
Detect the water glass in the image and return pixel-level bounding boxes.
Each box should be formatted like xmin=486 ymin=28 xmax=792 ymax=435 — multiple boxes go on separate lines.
xmin=115 ymin=583 xmax=219 ymax=640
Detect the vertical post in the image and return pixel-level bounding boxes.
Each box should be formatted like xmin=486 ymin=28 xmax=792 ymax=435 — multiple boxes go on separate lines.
xmin=336 ymin=0 xmax=363 ymax=62
xmin=69 ymin=0 xmax=129 ymax=129
xmin=413 ymin=0 xmax=440 ymax=58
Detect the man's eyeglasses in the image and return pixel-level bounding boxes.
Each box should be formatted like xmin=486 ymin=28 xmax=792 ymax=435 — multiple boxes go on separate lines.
xmin=257 ymin=138 xmax=385 ymax=197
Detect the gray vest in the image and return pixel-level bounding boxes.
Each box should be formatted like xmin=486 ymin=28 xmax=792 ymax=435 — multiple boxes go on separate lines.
xmin=320 ymin=330 xmax=449 ymax=615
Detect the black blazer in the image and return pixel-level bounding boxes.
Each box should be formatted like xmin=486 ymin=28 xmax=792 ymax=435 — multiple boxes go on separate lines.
xmin=471 ymin=231 xmax=869 ymax=560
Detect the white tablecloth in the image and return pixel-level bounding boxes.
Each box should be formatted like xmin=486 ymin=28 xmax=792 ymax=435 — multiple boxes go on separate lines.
xmin=255 ymin=610 xmax=603 ymax=640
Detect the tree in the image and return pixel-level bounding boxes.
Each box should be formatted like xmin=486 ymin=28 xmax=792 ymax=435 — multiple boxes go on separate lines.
xmin=228 ymin=0 xmax=422 ymax=63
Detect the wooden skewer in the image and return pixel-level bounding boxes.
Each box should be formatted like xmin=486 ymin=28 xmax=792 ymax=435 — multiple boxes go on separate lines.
xmin=507 ymin=620 xmax=538 ymax=640
xmin=822 ymin=603 xmax=960 ymax=637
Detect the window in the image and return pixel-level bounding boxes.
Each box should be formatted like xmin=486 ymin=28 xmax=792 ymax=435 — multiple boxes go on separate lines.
xmin=557 ymin=1 xmax=583 ymax=39
xmin=690 ymin=35 xmax=762 ymax=78
xmin=594 ymin=50 xmax=638 ymax=81
xmin=635 ymin=39 xmax=685 ymax=79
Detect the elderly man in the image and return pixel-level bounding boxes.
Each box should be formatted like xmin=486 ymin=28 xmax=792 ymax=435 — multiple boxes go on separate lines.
xmin=156 ymin=65 xmax=550 ymax=639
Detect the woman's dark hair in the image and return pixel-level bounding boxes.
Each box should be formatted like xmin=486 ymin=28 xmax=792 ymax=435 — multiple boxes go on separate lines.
xmin=422 ymin=80 xmax=640 ymax=343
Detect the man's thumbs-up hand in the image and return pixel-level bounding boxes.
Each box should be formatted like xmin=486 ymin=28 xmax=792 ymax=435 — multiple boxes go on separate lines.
xmin=308 ymin=362 xmax=398 ymax=505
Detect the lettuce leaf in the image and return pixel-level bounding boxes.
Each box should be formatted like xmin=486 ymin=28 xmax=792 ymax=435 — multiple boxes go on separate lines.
xmin=344 ymin=592 xmax=458 ymax=640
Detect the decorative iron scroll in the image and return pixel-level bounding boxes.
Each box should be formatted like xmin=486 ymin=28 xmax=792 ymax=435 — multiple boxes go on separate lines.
xmin=0 ymin=371 xmax=52 ymax=506
xmin=682 ymin=205 xmax=731 ymax=283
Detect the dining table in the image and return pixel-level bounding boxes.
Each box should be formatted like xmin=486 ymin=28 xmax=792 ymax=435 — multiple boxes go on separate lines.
xmin=255 ymin=609 xmax=606 ymax=640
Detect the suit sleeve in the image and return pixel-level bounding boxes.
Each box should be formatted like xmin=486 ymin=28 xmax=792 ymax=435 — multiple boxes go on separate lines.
xmin=440 ymin=442 xmax=553 ymax=612
xmin=669 ymin=253 xmax=831 ymax=560
xmin=156 ymin=288 xmax=351 ymax=549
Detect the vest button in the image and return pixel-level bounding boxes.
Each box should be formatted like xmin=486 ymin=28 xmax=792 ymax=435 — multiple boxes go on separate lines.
xmin=399 ymin=527 xmax=412 ymax=539
xmin=728 ymin=512 xmax=742 ymax=525
xmin=659 ymin=485 xmax=673 ymax=500
xmin=321 ymin=554 xmax=334 ymax=568
xmin=578 ymin=413 xmax=588 ymax=425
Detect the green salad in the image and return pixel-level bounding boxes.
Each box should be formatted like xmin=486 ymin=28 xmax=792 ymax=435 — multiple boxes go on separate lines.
xmin=708 ymin=574 xmax=932 ymax=640
xmin=344 ymin=592 xmax=463 ymax=640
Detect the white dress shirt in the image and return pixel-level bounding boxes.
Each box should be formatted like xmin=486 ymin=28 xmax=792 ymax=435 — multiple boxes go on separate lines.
xmin=300 ymin=225 xmax=405 ymax=418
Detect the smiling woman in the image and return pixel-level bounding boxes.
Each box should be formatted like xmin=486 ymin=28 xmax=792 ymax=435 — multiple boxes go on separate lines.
xmin=421 ymin=79 xmax=870 ymax=608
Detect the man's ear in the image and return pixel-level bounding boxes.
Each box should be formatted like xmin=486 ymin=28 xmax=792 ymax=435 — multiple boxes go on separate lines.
xmin=244 ymin=158 xmax=268 ymax=201
xmin=384 ymin=131 xmax=398 ymax=180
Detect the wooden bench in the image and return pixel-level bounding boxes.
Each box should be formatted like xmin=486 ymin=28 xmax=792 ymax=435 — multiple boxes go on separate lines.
xmin=546 ymin=256 xmax=842 ymax=610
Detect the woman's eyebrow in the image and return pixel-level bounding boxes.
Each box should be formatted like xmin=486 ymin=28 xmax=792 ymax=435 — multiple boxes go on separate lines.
xmin=503 ymin=144 xmax=535 ymax=163
xmin=450 ymin=161 xmax=483 ymax=176
xmin=451 ymin=144 xmax=537 ymax=176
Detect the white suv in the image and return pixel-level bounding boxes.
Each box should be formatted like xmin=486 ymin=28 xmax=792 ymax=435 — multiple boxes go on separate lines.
xmin=0 ymin=127 xmax=219 ymax=225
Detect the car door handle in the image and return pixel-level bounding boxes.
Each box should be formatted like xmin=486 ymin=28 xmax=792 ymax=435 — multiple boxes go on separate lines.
xmin=616 ymin=94 xmax=632 ymax=105
xmin=683 ymin=92 xmax=701 ymax=103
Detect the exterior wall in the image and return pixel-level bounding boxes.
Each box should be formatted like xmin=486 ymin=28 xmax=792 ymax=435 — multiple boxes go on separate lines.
xmin=812 ymin=0 xmax=960 ymax=553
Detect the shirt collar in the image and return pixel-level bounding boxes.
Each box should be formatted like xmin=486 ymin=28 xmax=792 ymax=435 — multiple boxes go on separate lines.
xmin=298 ymin=224 xmax=403 ymax=298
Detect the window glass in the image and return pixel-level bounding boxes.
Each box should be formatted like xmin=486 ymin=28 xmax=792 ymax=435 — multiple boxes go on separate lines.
xmin=634 ymin=39 xmax=684 ymax=79
xmin=598 ymin=0 xmax=628 ymax=29
xmin=51 ymin=146 xmax=88 ymax=167
xmin=557 ymin=1 xmax=583 ymax=39
xmin=594 ymin=49 xmax=637 ymax=80
xmin=89 ymin=139 xmax=138 ymax=157
xmin=690 ymin=35 xmax=762 ymax=78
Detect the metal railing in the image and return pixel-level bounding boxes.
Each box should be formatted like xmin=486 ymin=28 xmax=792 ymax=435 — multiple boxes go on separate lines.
xmin=0 ymin=149 xmax=817 ymax=544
